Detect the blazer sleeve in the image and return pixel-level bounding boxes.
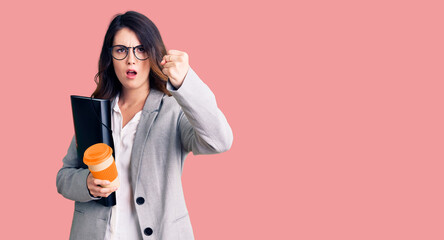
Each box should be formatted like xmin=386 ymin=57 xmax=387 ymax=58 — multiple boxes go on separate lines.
xmin=56 ymin=136 xmax=100 ymax=202
xmin=167 ymin=67 xmax=233 ymax=155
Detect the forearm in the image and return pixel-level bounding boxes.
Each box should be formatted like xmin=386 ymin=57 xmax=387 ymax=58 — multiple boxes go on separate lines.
xmin=168 ymin=67 xmax=233 ymax=154
xmin=56 ymin=136 xmax=98 ymax=202
xmin=56 ymin=167 xmax=95 ymax=202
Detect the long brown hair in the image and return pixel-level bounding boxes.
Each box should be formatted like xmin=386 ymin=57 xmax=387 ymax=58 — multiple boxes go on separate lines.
xmin=92 ymin=11 xmax=170 ymax=99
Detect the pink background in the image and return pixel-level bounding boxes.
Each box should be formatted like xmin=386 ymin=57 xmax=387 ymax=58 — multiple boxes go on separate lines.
xmin=1 ymin=0 xmax=443 ymax=239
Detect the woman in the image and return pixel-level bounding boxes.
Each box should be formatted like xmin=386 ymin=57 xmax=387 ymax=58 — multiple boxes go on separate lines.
xmin=56 ymin=11 xmax=233 ymax=240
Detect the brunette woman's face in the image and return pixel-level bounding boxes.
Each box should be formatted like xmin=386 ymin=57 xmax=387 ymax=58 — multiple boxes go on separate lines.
xmin=112 ymin=27 xmax=150 ymax=92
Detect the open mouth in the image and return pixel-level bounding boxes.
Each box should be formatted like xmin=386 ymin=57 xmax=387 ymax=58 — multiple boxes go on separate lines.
xmin=126 ymin=70 xmax=138 ymax=78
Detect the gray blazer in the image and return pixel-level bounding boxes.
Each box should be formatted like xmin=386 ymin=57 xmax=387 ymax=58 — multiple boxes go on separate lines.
xmin=56 ymin=68 xmax=233 ymax=240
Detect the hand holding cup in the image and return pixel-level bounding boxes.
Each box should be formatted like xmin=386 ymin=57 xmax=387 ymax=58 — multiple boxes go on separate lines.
xmin=87 ymin=173 xmax=118 ymax=198
xmin=83 ymin=143 xmax=120 ymax=198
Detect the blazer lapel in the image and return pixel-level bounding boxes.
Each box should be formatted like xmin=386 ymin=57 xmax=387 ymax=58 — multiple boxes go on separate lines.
xmin=130 ymin=88 xmax=164 ymax=187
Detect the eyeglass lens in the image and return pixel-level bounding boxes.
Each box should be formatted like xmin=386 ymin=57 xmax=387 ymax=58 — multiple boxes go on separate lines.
xmin=111 ymin=45 xmax=148 ymax=60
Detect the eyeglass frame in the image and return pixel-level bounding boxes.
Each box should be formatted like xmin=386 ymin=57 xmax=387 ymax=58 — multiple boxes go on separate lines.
xmin=109 ymin=45 xmax=149 ymax=61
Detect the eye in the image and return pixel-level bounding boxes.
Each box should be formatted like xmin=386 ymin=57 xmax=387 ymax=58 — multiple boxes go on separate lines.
xmin=116 ymin=46 xmax=127 ymax=53
xmin=136 ymin=46 xmax=146 ymax=53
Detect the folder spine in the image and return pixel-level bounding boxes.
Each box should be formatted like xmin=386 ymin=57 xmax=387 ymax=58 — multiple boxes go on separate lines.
xmin=70 ymin=95 xmax=116 ymax=207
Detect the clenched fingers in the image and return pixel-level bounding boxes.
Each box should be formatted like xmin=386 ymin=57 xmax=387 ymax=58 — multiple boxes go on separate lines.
xmin=161 ymin=52 xmax=188 ymax=65
xmin=160 ymin=49 xmax=189 ymax=88
xmin=87 ymin=173 xmax=118 ymax=198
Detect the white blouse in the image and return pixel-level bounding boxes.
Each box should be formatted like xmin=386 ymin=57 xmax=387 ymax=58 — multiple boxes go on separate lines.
xmin=104 ymin=94 xmax=143 ymax=240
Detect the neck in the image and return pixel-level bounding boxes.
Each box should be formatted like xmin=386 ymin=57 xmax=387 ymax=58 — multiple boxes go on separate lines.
xmin=119 ymin=86 xmax=150 ymax=110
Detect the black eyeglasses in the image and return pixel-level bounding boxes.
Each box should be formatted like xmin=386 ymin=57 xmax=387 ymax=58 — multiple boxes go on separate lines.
xmin=110 ymin=45 xmax=149 ymax=60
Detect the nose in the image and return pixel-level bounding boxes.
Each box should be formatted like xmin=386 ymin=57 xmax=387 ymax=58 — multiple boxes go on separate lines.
xmin=126 ymin=48 xmax=136 ymax=65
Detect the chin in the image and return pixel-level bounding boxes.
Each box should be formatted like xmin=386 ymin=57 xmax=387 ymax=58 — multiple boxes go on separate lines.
xmin=121 ymin=79 xmax=149 ymax=91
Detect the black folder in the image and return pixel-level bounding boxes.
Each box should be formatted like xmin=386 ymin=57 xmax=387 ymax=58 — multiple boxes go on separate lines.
xmin=71 ymin=95 xmax=116 ymax=207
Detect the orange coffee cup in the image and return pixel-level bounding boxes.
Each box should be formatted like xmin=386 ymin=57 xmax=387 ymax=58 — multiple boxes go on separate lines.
xmin=83 ymin=143 xmax=120 ymax=188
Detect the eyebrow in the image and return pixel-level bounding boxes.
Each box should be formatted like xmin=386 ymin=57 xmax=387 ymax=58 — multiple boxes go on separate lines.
xmin=112 ymin=44 xmax=143 ymax=47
